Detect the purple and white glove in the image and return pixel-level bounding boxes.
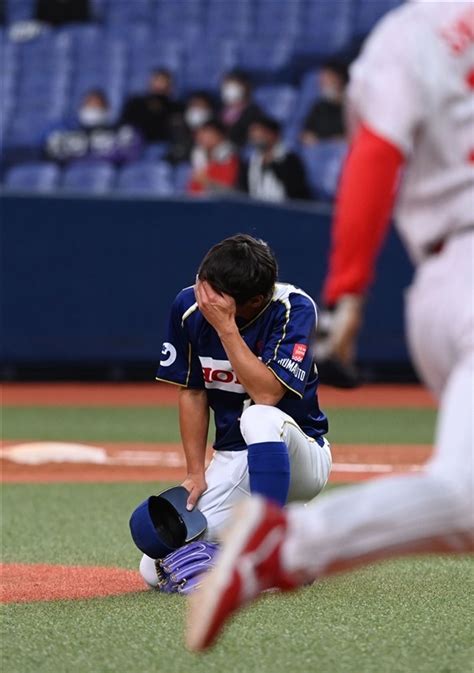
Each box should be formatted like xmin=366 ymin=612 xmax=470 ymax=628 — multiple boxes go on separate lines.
xmin=154 ymin=541 xmax=220 ymax=595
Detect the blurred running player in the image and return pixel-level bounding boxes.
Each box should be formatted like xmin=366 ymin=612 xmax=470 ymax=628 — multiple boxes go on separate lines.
xmin=187 ymin=0 xmax=474 ymax=651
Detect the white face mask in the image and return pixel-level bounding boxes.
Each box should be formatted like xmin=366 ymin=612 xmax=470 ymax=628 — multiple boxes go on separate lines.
xmin=79 ymin=106 xmax=109 ymax=128
xmin=221 ymin=82 xmax=245 ymax=105
xmin=185 ymin=106 xmax=211 ymax=129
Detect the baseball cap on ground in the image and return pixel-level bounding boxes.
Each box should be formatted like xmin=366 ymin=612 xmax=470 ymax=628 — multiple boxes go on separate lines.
xmin=129 ymin=486 xmax=208 ymax=559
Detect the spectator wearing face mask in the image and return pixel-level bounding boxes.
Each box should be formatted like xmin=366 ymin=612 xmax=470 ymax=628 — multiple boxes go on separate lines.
xmin=242 ymin=116 xmax=311 ymax=203
xmin=119 ymin=68 xmax=182 ymax=142
xmin=188 ymin=119 xmax=240 ymax=195
xmin=166 ymin=91 xmax=215 ymax=165
xmin=43 ymin=90 xmax=143 ymax=165
xmin=301 ymin=61 xmax=349 ymax=146
xmin=220 ymin=71 xmax=263 ymax=148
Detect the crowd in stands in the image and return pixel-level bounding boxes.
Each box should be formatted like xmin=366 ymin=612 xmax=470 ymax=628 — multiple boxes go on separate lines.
xmin=0 ymin=0 xmax=402 ymax=202
xmin=41 ymin=65 xmax=348 ymax=202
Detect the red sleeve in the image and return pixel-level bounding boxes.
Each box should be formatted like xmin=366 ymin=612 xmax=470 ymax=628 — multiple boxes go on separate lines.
xmin=323 ymin=125 xmax=405 ymax=306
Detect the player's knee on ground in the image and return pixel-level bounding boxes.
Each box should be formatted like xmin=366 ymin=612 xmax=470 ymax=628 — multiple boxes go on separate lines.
xmin=240 ymin=404 xmax=284 ymax=445
xmin=139 ymin=554 xmax=159 ymax=588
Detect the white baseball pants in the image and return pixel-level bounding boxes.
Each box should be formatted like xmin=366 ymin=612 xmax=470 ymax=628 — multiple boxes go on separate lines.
xmin=281 ymin=232 xmax=474 ymax=578
xmin=199 ymin=405 xmax=332 ymax=540
xmin=140 ymin=406 xmax=331 ymax=586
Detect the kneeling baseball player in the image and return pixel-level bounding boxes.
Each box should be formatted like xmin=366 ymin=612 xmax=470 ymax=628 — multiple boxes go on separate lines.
xmin=129 ymin=234 xmax=332 ymax=593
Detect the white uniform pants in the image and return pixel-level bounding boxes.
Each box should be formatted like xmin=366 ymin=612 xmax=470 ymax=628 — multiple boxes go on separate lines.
xmin=282 ymin=233 xmax=474 ymax=578
xmin=140 ymin=406 xmax=331 ymax=586
xmin=199 ymin=405 xmax=332 ymax=540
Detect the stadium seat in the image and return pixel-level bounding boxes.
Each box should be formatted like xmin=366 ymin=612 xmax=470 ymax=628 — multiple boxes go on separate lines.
xmin=353 ymin=0 xmax=403 ymax=38
xmin=205 ymin=0 xmax=252 ymax=39
xmin=301 ymin=140 xmax=348 ymax=201
xmin=173 ymin=162 xmax=192 ymax=194
xmin=62 ymin=162 xmax=116 ymax=194
xmin=297 ymin=1 xmax=353 ymax=58
xmin=116 ymin=160 xmax=174 ymax=196
xmin=254 ymin=85 xmax=298 ymax=125
xmin=155 ymin=0 xmax=205 ymax=41
xmin=290 ymin=69 xmax=321 ymax=134
xmin=104 ymin=0 xmax=154 ymax=29
xmin=4 ymin=162 xmax=60 ymax=192
xmin=5 ymin=0 xmax=36 ymax=24
xmin=181 ymin=40 xmax=239 ymax=93
xmin=235 ymin=40 xmax=294 ymax=75
xmin=252 ymin=0 xmax=304 ymax=39
xmin=143 ymin=143 xmax=170 ymax=162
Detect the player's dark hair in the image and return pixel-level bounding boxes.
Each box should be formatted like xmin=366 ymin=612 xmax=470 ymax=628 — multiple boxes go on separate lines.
xmin=198 ymin=234 xmax=278 ymax=305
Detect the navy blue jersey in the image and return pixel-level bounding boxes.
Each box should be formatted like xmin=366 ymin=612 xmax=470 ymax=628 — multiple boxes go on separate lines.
xmin=156 ymin=283 xmax=328 ymax=451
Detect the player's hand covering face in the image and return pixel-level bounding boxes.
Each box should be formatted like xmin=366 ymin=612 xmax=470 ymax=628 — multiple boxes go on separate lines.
xmin=195 ymin=280 xmax=237 ymax=337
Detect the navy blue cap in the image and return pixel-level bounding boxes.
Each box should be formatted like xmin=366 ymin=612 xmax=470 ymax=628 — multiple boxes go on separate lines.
xmin=129 ymin=486 xmax=207 ymax=559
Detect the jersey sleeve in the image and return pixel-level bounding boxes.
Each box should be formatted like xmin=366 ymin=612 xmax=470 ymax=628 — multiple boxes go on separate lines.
xmin=262 ymin=295 xmax=317 ymax=398
xmin=348 ymin=9 xmax=426 ymax=156
xmin=156 ymin=294 xmax=204 ymax=389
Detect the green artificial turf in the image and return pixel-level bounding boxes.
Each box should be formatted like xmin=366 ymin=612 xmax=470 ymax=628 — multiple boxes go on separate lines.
xmin=2 ymin=483 xmax=473 ymax=673
xmin=4 ymin=405 xmax=467 ymax=673
xmin=2 ymin=406 xmax=436 ymax=444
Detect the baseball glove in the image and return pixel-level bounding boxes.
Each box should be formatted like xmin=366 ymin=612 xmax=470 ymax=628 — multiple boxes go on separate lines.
xmin=154 ymin=541 xmax=220 ymax=595
xmin=315 ymin=295 xmax=364 ymax=388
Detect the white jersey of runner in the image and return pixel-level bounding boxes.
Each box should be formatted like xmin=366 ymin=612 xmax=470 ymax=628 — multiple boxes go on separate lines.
xmin=348 ymin=0 xmax=474 ymax=264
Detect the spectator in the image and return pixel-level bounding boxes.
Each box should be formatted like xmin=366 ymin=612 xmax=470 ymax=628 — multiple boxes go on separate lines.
xmin=242 ymin=116 xmax=311 ymax=203
xmin=167 ymin=91 xmax=215 ymax=165
xmin=35 ymin=0 xmax=91 ymax=25
xmin=188 ymin=119 xmax=240 ymax=195
xmin=220 ymin=71 xmax=262 ymax=147
xmin=120 ymin=68 xmax=182 ymax=143
xmin=301 ymin=61 xmax=349 ymax=145
xmin=43 ymin=90 xmax=142 ymax=165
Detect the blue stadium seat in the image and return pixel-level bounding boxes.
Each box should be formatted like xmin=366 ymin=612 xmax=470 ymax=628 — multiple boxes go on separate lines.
xmin=116 ymin=160 xmax=174 ymax=196
xmin=143 ymin=143 xmax=170 ymax=162
xmin=235 ymin=40 xmax=294 ymax=75
xmin=301 ymin=141 xmax=348 ymax=201
xmin=5 ymin=0 xmax=36 ymax=24
xmin=205 ymin=0 xmax=252 ymax=39
xmin=4 ymin=162 xmax=60 ymax=192
xmin=89 ymin=0 xmax=107 ymax=21
xmin=291 ymin=69 xmax=321 ymax=133
xmin=253 ymin=0 xmax=304 ymax=39
xmin=353 ymin=0 xmax=403 ymax=38
xmin=62 ymin=162 xmax=116 ymax=194
xmin=14 ymin=30 xmax=72 ymax=64
xmin=181 ymin=40 xmax=239 ymax=93
xmin=254 ymin=85 xmax=298 ymax=125
xmin=104 ymin=0 xmax=154 ymax=28
xmin=297 ymin=1 xmax=353 ymax=57
xmin=155 ymin=0 xmax=205 ymax=41
xmin=173 ymin=162 xmax=192 ymax=194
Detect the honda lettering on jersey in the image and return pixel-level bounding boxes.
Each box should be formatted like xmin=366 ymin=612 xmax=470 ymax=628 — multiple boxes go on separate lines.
xmin=198 ymin=357 xmax=246 ymax=394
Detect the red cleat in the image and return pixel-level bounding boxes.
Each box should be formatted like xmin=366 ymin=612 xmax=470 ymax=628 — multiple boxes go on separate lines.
xmin=186 ymin=496 xmax=302 ymax=651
